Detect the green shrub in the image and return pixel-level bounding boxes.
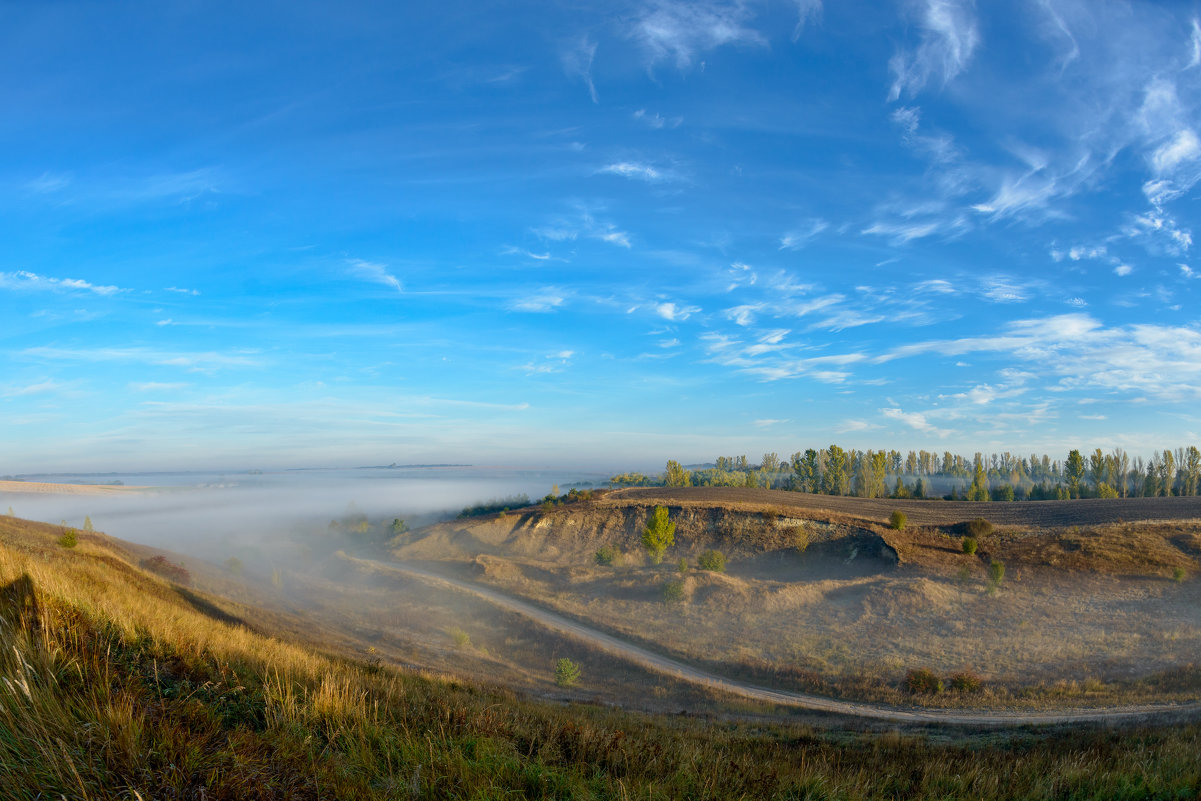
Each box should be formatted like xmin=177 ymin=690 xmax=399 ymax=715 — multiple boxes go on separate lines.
xmin=662 ymin=579 xmax=685 ymax=603
xmin=949 ymin=671 xmax=982 ymax=692
xmin=697 ymin=549 xmax=726 ymax=572
xmin=58 ymin=529 xmax=78 ymax=549
xmin=554 ymin=658 xmax=580 ymax=688
xmin=889 ymin=510 xmax=907 ymax=531
xmin=676 ymin=557 xmax=689 ymax=574
xmin=594 ymin=545 xmax=619 ymax=566
xmin=988 ymin=559 xmax=1006 ymax=590
xmin=905 ymin=668 xmax=943 ymax=694
xmin=1173 ymin=566 xmax=1187 ymax=584
xmin=965 ymin=518 xmax=993 ymax=538
xmin=448 ymin=627 xmax=471 ymax=648
xmin=962 ymin=537 xmax=978 ymax=555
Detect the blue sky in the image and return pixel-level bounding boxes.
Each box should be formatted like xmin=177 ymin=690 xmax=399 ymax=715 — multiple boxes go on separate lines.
xmin=3 ymin=0 xmax=1201 ymax=472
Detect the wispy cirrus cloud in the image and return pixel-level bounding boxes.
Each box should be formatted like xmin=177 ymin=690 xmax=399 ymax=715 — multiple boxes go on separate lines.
xmin=561 ymin=36 xmax=599 ymax=103
xmin=629 ymin=0 xmax=767 ymax=70
xmin=1 ymin=379 xmax=66 ymax=398
xmin=887 ymin=0 xmax=980 ymax=101
xmin=0 ymin=270 xmax=122 ymax=296
xmin=25 ymin=172 xmax=72 ymax=194
xmin=779 ymin=218 xmax=828 ymax=249
xmin=655 ymin=301 xmax=701 ymax=321
xmin=533 ymin=208 xmax=632 ymax=248
xmin=23 ymin=346 xmax=260 ymax=371
xmin=877 ymin=312 xmax=1201 ymax=400
xmin=598 ymin=161 xmax=667 ymax=182
xmin=880 ymin=405 xmax=951 ymax=437
xmin=346 ymin=259 xmax=402 ymax=292
xmin=510 ymin=290 xmax=565 ymax=312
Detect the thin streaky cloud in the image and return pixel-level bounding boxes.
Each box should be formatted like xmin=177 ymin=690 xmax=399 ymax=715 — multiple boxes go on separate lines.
xmin=561 ymin=36 xmax=599 ymax=103
xmin=630 ymin=0 xmax=767 ymax=70
xmin=887 ymin=0 xmax=980 ymax=101
xmin=0 ymin=271 xmax=122 ymax=296
xmin=347 ymin=259 xmax=403 ymax=293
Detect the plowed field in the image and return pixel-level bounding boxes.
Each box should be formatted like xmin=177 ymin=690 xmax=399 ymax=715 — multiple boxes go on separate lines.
xmin=608 ymin=486 xmax=1201 ymax=527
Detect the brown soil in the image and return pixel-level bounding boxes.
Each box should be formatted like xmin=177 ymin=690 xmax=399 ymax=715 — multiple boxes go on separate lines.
xmin=607 ymin=486 xmax=1201 ymax=527
xmin=390 ymin=488 xmax=1201 ymax=709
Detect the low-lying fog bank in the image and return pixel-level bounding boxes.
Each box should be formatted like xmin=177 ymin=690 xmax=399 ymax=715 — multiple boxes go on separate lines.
xmin=0 ymin=466 xmax=603 ymax=561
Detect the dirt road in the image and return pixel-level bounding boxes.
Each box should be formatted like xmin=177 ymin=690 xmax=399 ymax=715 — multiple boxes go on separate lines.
xmin=609 ymin=487 xmax=1201 ymax=528
xmin=358 ymin=556 xmax=1201 ymax=727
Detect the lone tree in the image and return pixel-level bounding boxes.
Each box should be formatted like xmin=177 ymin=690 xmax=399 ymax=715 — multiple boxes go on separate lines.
xmin=642 ymin=505 xmax=676 ymax=564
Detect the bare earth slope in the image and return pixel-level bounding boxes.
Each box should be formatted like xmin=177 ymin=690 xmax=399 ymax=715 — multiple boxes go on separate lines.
xmin=393 ymin=488 xmax=1201 ymax=712
xmin=361 ymin=555 xmax=1201 ymax=726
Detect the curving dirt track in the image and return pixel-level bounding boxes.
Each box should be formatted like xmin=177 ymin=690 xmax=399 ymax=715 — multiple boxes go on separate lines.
xmin=358 ymin=556 xmax=1201 ymax=727
xmin=607 ymin=486 xmax=1201 ymax=528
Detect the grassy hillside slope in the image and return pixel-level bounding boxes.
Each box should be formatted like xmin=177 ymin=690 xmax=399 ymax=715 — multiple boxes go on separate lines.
xmin=2 ymin=514 xmax=1201 ymax=799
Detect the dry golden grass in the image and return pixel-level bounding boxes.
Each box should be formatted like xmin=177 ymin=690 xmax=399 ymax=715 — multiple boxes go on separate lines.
xmin=2 ymin=514 xmax=1201 ymax=799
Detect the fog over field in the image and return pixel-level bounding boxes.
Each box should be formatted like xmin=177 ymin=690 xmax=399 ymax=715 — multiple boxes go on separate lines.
xmin=2 ymin=467 xmax=600 ymax=555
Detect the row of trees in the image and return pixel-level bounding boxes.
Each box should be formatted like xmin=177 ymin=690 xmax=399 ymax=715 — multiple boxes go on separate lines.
xmin=613 ymin=445 xmax=1201 ymax=500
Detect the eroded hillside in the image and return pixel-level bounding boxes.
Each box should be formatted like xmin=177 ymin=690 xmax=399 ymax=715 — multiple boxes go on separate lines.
xmin=390 ymin=490 xmax=1201 ymax=709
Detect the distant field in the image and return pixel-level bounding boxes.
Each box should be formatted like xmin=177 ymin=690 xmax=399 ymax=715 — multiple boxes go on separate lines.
xmin=0 ymin=479 xmax=147 ymax=496
xmin=610 ymin=486 xmax=1201 ymax=527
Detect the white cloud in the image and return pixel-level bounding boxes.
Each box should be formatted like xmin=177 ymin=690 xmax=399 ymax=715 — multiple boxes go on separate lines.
xmin=598 ymin=229 xmax=631 ymax=248
xmin=24 ymin=346 xmax=260 ymax=371
xmin=887 ymin=0 xmax=980 ymax=101
xmin=598 ymin=162 xmax=665 ymax=181
xmin=1 ymin=379 xmax=64 ymax=398
xmin=1114 ymin=264 xmax=1133 ymax=276
xmin=630 ymin=0 xmax=767 ymax=70
xmin=633 ymin=109 xmax=683 ymax=128
xmin=791 ymin=0 xmax=823 ymax=40
xmin=779 ymin=218 xmax=828 ymax=249
xmin=914 ymin=278 xmax=955 ymax=294
xmin=880 ymin=406 xmax=950 ymax=437
xmin=165 ymin=286 xmax=200 ymax=295
xmin=561 ymin=36 xmax=599 ymax=103
xmin=346 ymin=259 xmax=402 ymax=292
xmin=861 ymin=220 xmax=941 ymax=243
xmin=655 ymin=301 xmax=701 ymax=321
xmin=1150 ymin=128 xmax=1201 ymax=176
xmin=0 ymin=270 xmax=121 ymax=296
xmin=979 ymin=276 xmax=1028 ymax=303
xmin=510 ymin=291 xmax=565 ymax=312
